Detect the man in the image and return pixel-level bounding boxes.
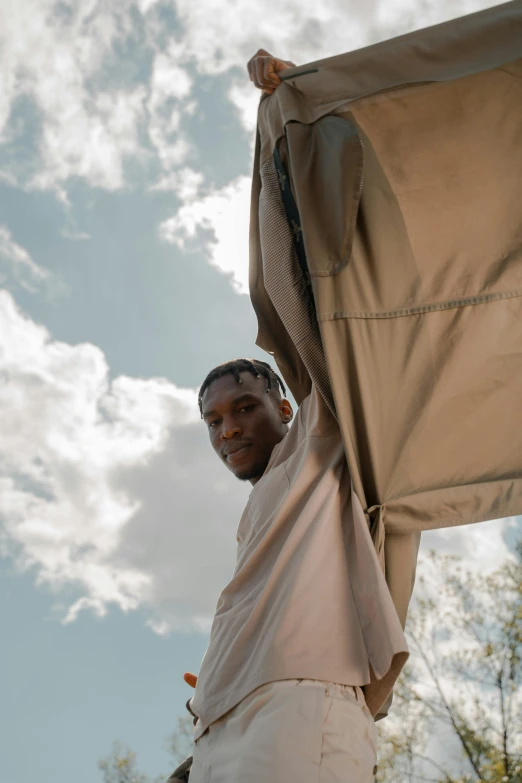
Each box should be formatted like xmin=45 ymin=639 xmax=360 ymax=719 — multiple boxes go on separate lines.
xmin=178 ymin=355 xmax=408 ymax=783
xmin=169 ymin=53 xmax=410 ymax=783
xmin=163 ymin=18 xmax=522 ymax=776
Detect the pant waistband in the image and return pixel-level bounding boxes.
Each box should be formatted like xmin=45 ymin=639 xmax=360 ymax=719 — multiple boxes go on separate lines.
xmin=289 ymin=679 xmax=366 ymax=705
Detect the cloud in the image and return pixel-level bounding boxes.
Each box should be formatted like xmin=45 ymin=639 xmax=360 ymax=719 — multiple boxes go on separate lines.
xmin=0 ymin=1 xmax=158 ymax=192
xmin=159 ymin=175 xmax=251 ymax=294
xmin=0 ymin=224 xmax=69 ymax=298
xmin=0 ymin=289 xmax=249 ymax=631
xmin=61 ymin=228 xmax=91 ymax=241
xmin=149 ymin=48 xmax=193 ymax=106
xmin=0 ymin=0 xmax=507 ymax=294
xmin=0 ymin=226 xmax=46 ymax=279
xmin=0 ymin=0 xmax=504 ymax=193
xmin=29 ymin=84 xmax=149 ymax=192
xmin=226 ymin=79 xmax=263 ymax=161
xmin=420 ymin=516 xmax=516 ymax=576
xmin=171 ymin=0 xmax=364 ymax=76
xmin=0 ymin=0 xmax=198 ymax=195
xmin=156 ymin=0 xmax=504 ymax=291
xmin=0 ymin=170 xmax=18 ymax=187
xmin=150 ymin=166 xmax=203 ymax=197
xmin=170 ymin=0 xmax=505 ymax=86
xmin=146 ymin=43 xmax=196 ymax=171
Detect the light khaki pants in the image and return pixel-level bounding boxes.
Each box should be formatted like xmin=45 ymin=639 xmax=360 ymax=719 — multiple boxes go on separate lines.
xmin=190 ymin=679 xmax=378 ymax=782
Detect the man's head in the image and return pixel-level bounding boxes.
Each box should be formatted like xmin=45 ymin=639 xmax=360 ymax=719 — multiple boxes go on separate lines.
xmin=199 ymin=359 xmax=293 ymax=484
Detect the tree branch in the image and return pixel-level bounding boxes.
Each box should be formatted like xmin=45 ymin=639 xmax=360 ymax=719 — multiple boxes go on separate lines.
xmin=409 ymin=632 xmax=484 ymax=779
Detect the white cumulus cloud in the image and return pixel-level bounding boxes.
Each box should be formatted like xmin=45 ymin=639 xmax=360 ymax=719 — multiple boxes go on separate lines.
xmin=0 ymin=225 xmax=68 ymax=298
xmin=0 ymin=289 xmax=250 ymax=632
xmin=0 ymin=0 xmax=507 ymax=290
xmin=156 ymin=0 xmax=505 ymax=291
xmin=159 ymin=175 xmax=251 ymax=294
xmin=0 ymin=0 xmax=151 ymax=191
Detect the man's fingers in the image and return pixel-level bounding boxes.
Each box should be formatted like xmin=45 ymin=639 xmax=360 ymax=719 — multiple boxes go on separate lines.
xmin=265 ymin=59 xmax=282 ymax=85
xmin=254 ymin=57 xmax=267 ymax=89
xmin=248 ymin=54 xmax=295 ymax=93
xmin=247 ymin=48 xmax=272 ymax=82
xmin=255 ymin=57 xmax=279 ymax=94
xmin=183 ymin=672 xmax=198 ymax=688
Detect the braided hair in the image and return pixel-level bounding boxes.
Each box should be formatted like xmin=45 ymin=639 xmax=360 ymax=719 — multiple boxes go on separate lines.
xmin=198 ymin=358 xmax=287 ymax=417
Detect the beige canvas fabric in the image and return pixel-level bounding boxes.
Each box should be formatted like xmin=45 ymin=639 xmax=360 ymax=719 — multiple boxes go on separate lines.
xmin=189 ymin=386 xmax=409 ymax=741
xmin=249 ymin=1 xmax=522 ymax=619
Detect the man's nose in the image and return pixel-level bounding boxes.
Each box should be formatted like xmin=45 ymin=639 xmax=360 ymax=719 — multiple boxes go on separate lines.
xmin=221 ymin=421 xmax=242 ymax=439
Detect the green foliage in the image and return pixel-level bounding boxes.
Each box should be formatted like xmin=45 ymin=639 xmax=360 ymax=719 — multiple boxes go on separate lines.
xmin=98 ymin=713 xmax=194 ymax=781
xmin=97 ymin=727 xmax=194 ymax=783
xmin=377 ymin=539 xmax=522 ymax=783
xmin=98 ymin=741 xmax=152 ymax=783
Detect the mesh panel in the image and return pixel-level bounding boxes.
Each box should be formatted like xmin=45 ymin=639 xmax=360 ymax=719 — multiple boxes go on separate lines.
xmin=259 ymin=154 xmax=336 ymax=420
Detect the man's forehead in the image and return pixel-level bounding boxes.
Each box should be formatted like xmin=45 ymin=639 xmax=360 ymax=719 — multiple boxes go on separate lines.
xmin=202 ymin=371 xmax=265 ymax=409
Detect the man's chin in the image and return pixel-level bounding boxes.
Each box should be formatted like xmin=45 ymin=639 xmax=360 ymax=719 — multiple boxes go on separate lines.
xmin=231 ymin=460 xmax=268 ymax=483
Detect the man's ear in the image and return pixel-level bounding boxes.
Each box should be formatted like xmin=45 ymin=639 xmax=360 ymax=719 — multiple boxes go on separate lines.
xmin=280 ymin=399 xmax=293 ymax=423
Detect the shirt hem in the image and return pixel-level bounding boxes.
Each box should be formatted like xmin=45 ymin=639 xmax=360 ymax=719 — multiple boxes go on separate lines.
xmin=193 ymin=665 xmax=382 ymax=741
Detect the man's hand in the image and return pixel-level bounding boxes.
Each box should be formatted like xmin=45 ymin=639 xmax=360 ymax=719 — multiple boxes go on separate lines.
xmin=247 ymin=49 xmax=296 ymax=95
xmin=184 ymin=672 xmax=198 ymax=725
xmin=184 ymin=671 xmax=198 ymax=688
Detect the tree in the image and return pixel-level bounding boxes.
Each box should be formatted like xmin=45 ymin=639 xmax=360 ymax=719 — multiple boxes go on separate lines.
xmin=166 ymin=715 xmax=196 ymax=766
xmin=98 ymin=715 xmax=194 ymax=783
xmin=98 ymin=741 xmax=151 ymax=783
xmin=98 ymin=739 xmax=174 ymax=783
xmin=376 ymin=540 xmax=522 ymax=783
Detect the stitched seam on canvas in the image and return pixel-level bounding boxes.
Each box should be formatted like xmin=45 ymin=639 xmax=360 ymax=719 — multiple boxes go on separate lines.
xmin=318 ymin=79 xmax=436 ymax=107
xmin=318 ymin=288 xmax=522 ymax=321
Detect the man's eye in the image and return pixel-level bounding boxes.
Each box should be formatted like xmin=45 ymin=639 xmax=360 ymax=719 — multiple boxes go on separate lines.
xmin=239 ymin=405 xmax=254 ymax=413
xmin=208 ymin=420 xmax=219 ymax=428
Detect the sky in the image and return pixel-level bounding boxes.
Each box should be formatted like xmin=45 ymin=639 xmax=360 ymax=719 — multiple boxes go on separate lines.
xmin=0 ymin=0 xmax=519 ymax=781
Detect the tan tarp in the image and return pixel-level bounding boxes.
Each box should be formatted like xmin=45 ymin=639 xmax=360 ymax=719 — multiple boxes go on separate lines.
xmin=249 ymin=0 xmax=522 ymax=643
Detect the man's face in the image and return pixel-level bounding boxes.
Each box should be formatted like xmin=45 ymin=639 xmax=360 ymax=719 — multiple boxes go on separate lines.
xmin=201 ymin=371 xmax=293 ymax=484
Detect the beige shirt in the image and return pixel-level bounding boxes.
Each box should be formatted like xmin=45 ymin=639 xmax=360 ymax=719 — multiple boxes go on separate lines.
xmin=190 ymin=386 xmax=408 ymax=741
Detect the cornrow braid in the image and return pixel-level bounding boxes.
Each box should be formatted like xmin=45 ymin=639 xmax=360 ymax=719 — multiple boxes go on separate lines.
xmin=198 ymin=358 xmax=287 ymax=416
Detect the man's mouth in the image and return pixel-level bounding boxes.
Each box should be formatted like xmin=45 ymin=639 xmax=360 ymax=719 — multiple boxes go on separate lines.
xmin=225 ymin=444 xmax=252 ymax=462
